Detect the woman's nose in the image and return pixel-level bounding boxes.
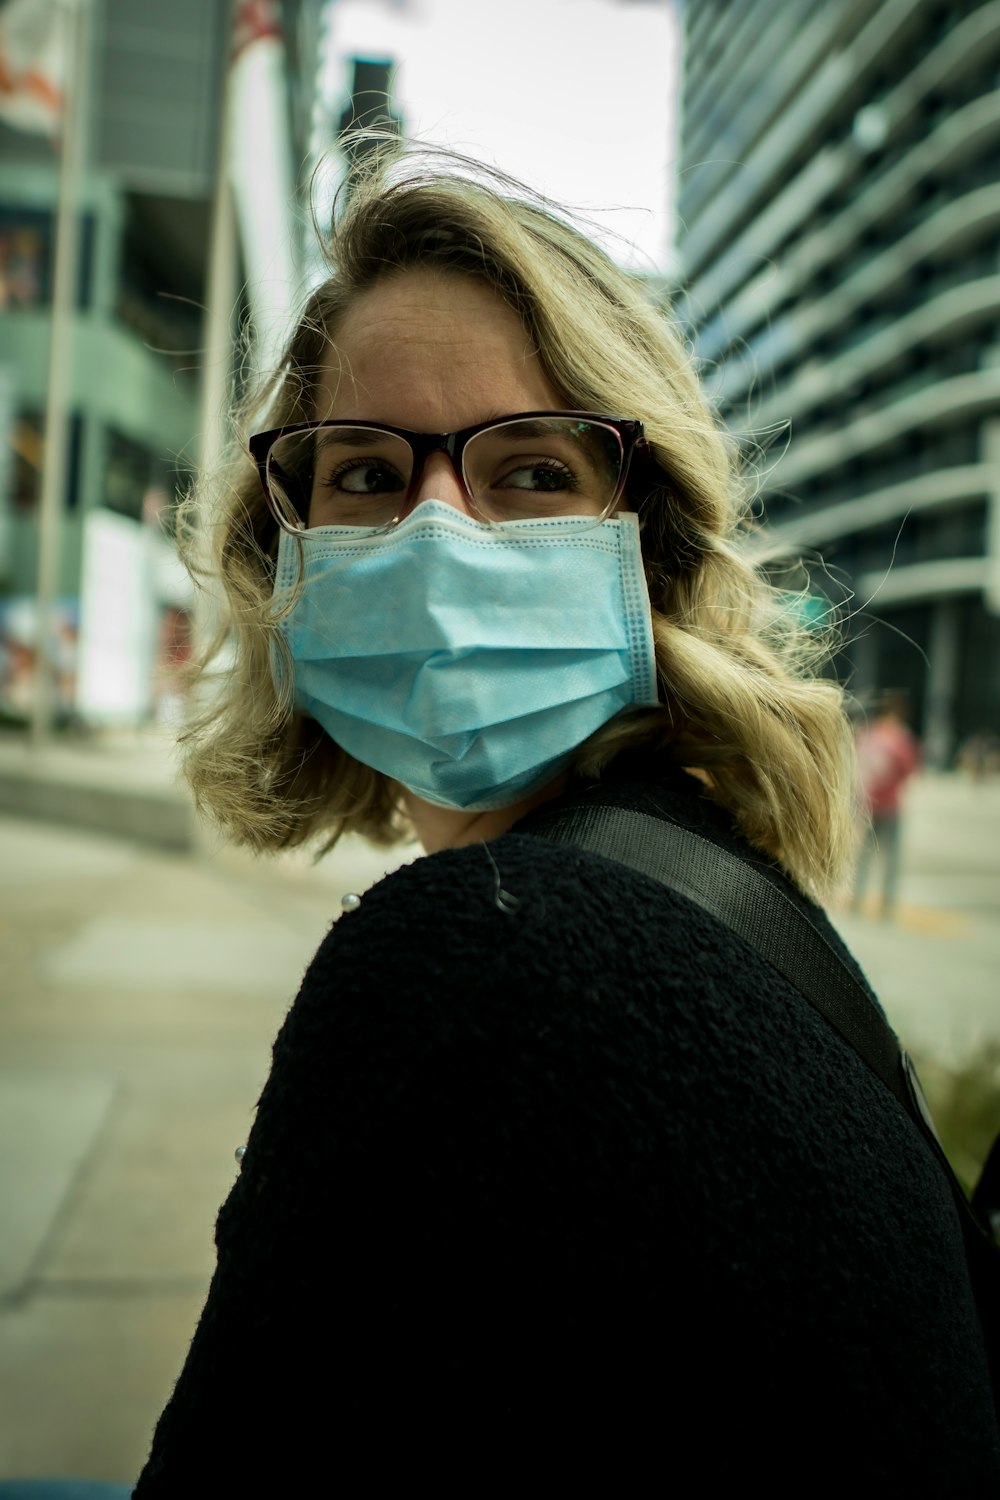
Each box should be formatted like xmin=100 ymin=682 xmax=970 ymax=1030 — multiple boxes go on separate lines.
xmin=408 ymin=451 xmax=475 ymax=517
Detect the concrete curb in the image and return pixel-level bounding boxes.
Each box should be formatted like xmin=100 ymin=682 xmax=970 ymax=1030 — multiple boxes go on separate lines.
xmin=0 ymin=733 xmax=195 ymax=851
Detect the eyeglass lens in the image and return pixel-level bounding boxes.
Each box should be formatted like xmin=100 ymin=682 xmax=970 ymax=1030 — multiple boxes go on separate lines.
xmin=265 ymin=418 xmax=625 ymax=530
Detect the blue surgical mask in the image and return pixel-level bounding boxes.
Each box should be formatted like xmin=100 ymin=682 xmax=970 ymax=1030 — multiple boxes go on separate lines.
xmin=273 ymin=500 xmax=658 ymax=811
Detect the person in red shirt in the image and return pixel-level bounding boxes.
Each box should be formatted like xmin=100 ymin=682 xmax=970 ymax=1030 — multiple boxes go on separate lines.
xmin=851 ymin=690 xmax=922 ymax=919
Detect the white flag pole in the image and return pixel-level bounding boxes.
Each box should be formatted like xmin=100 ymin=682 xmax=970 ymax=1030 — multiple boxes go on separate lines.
xmin=200 ymin=0 xmax=244 ymax=481
xmin=193 ymin=0 xmax=296 ymax=658
xmin=190 ymin=0 xmax=239 ymax=673
xmin=30 ymin=0 xmax=88 ymax=748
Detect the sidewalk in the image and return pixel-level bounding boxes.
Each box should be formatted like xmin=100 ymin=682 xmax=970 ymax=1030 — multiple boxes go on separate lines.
xmin=831 ymin=768 xmax=1000 ymax=1068
xmin=0 ymin=744 xmax=997 ymax=1482
xmin=0 ymin=802 xmax=413 ymax=1484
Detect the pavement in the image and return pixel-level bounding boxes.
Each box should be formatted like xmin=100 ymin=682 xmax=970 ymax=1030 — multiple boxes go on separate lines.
xmin=0 ymin=729 xmax=998 ymax=1483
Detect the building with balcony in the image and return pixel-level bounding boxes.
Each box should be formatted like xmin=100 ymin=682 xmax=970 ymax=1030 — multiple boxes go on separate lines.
xmin=0 ymin=0 xmax=228 ymax=723
xmin=0 ymin=0 xmax=230 ymax=585
xmin=674 ymin=0 xmax=1000 ymax=765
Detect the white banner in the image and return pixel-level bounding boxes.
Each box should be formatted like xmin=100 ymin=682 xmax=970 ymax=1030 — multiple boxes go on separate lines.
xmin=76 ymin=507 xmax=157 ymax=726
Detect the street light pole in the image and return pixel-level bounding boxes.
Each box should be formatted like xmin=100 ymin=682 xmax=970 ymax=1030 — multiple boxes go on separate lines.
xmin=30 ymin=0 xmax=90 ymax=749
xmin=188 ymin=0 xmax=239 ymax=682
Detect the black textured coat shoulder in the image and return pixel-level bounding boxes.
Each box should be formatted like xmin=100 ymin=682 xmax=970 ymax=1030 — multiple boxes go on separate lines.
xmin=134 ymin=752 xmax=999 ymax=1493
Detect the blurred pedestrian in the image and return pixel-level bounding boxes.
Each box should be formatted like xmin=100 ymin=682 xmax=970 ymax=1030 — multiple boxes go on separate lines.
xmin=851 ymin=689 xmax=921 ymax=919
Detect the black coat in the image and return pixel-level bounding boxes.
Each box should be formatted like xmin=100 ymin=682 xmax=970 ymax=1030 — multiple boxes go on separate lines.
xmin=134 ymin=753 xmax=999 ymax=1492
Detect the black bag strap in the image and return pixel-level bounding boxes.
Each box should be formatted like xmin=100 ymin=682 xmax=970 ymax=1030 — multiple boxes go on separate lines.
xmin=528 ymin=801 xmax=1000 ymax=1252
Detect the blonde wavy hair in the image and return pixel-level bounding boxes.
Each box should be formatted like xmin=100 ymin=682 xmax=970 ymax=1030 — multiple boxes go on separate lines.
xmin=180 ymin=148 xmax=857 ymax=902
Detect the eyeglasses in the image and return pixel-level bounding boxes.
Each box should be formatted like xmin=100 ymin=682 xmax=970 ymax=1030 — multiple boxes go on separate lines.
xmin=249 ymin=411 xmax=647 ymax=534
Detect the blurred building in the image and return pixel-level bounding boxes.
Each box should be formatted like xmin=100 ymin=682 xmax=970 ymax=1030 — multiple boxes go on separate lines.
xmin=0 ymin=0 xmax=226 ymax=588
xmin=674 ymin=0 xmax=1000 ymax=765
xmin=0 ymin=0 xmax=232 ymax=725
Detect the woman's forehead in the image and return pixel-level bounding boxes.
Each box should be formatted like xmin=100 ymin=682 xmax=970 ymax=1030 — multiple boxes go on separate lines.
xmin=334 ymin=267 xmax=516 ymax=344
xmin=315 ymin=268 xmax=562 ymax=426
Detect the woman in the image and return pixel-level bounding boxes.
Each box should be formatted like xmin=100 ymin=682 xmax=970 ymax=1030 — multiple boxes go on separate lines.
xmin=132 ymin=153 xmax=998 ymax=1490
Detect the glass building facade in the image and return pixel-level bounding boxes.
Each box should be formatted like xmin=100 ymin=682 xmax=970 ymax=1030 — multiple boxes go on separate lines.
xmin=674 ymin=0 xmax=1000 ymax=765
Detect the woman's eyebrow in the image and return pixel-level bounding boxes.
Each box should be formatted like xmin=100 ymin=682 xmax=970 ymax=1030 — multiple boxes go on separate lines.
xmin=313 ymin=426 xmax=388 ymax=450
xmin=495 ymin=419 xmax=565 ymax=438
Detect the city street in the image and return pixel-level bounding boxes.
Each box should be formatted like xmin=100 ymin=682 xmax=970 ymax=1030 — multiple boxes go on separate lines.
xmin=0 ymin=771 xmax=998 ymax=1483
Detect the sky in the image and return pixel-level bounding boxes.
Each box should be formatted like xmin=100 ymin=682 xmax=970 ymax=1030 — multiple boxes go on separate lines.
xmin=314 ymin=0 xmax=680 ymax=275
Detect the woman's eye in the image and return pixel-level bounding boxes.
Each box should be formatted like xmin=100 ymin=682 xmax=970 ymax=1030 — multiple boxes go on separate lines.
xmin=496 ymin=460 xmax=579 ymax=493
xmin=324 ymin=459 xmax=406 ymax=495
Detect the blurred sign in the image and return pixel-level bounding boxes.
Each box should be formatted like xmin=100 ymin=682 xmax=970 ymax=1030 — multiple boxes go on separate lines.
xmin=76 ymin=506 xmax=195 ymax=728
xmin=0 ymin=0 xmax=65 ymax=137
xmin=76 ymin=507 xmax=157 ymax=725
